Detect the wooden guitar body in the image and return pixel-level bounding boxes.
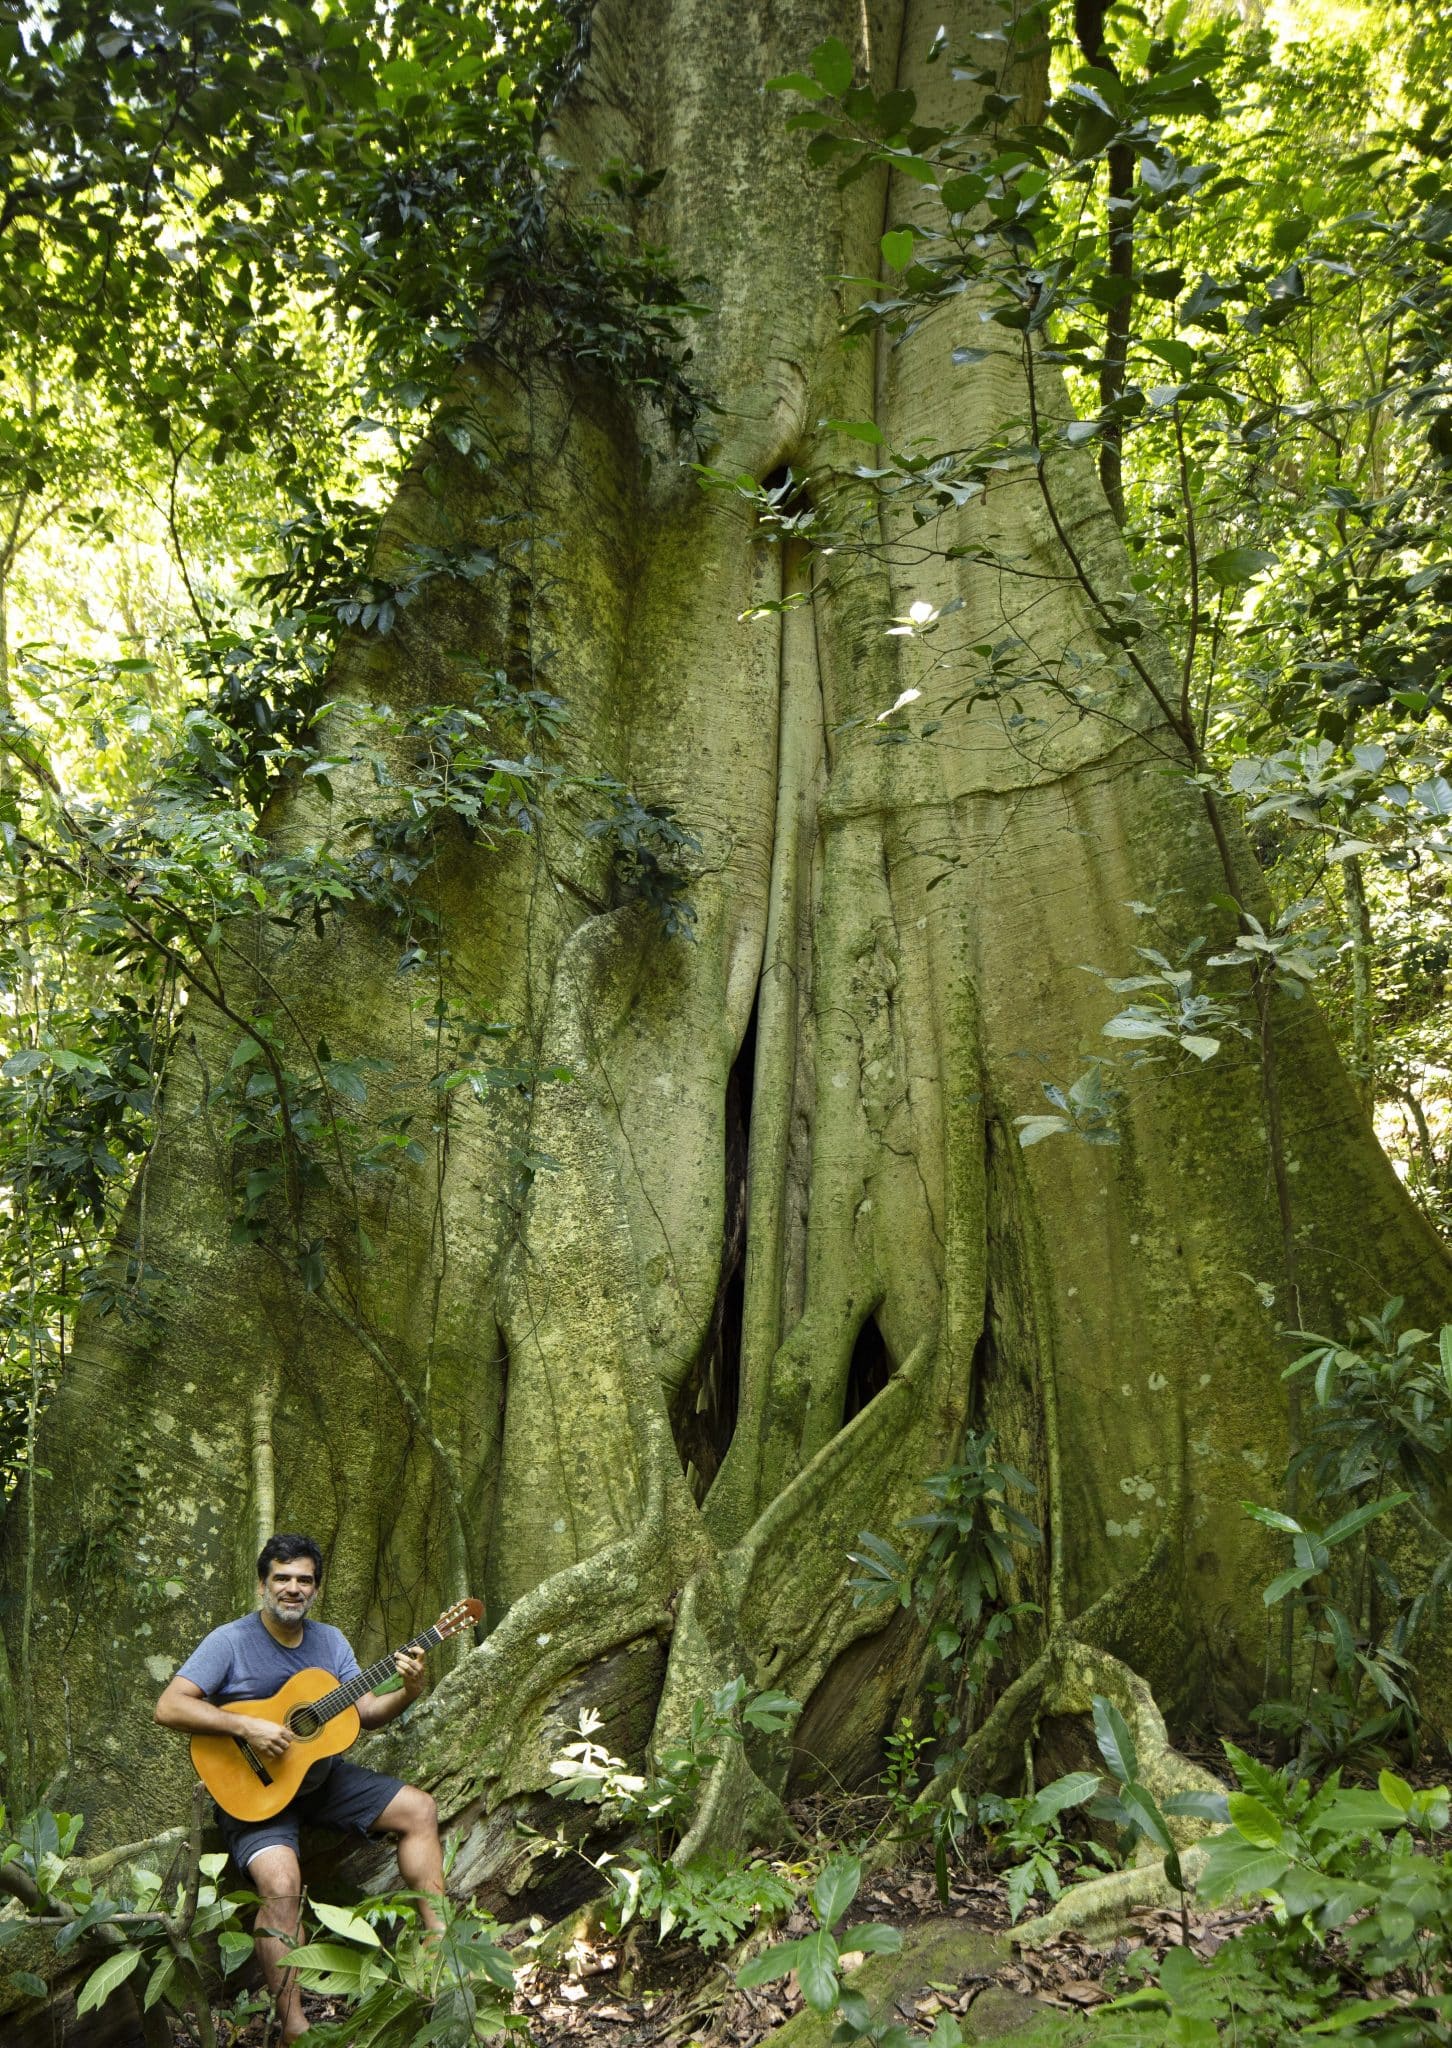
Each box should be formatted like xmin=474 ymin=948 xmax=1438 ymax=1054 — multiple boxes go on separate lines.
xmin=186 ymin=1597 xmax=481 ymax=1821
xmin=190 ymin=1669 xmax=361 ymax=1822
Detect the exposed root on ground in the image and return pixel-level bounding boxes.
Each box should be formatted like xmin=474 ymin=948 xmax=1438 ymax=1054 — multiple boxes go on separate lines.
xmin=1014 ymin=1842 xmax=1212 ymax=1948
xmin=1049 ymin=1640 xmax=1226 ymax=1836
xmin=941 ymin=1635 xmax=1229 ymax=1946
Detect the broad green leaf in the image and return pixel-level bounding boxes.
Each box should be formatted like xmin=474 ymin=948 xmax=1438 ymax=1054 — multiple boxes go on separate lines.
xmin=311 ymin=1899 xmax=382 ymax=1946
xmin=1221 ymin=1742 xmax=1285 ymax=1806
xmin=218 ymin=1929 xmax=253 ymax=1975
xmin=1301 ymin=2000 xmax=1404 ymax=2035
xmin=1377 ymin=1770 xmax=1413 ymax=1813
xmin=1324 ymin=1604 xmax=1356 ymax=1671
xmin=1101 ymin=1015 xmax=1171 ymax=1039
xmin=822 ymin=418 xmax=883 ymax=445
xmin=736 ymin=1938 xmax=802 ymax=1989
xmin=1197 ymin=1835 xmax=1292 ymax=1902
xmin=1103 ymin=1985 xmax=1173 ymax=2014
xmin=881 ymin=229 xmax=915 ymax=270
xmin=1028 ymin=1771 xmax=1101 ymax=1824
xmin=1322 ymin=1492 xmax=1410 ymax=1547
xmin=1414 ymin=775 xmax=1452 ymax=818
xmin=796 ymin=1927 xmax=840 ymax=2011
xmin=810 ymin=36 xmax=853 ymax=95
xmin=75 ymin=1948 xmax=143 ymax=2017
xmin=143 ymin=1953 xmax=179 ymax=2011
xmin=1091 ymin=1694 xmax=1138 ymax=1786
xmin=1016 ymin=1115 xmax=1070 ymax=1146
xmin=1205 ymin=545 xmax=1275 ymax=587
xmin=1227 ymin=1792 xmax=1283 ymax=1848
xmin=1314 ymin=1350 xmax=1340 ymax=1405
xmin=812 ymin=1854 xmax=860 ymax=1930
xmin=1164 ymin=1788 xmax=1230 ymax=1824
xmin=941 ymin=174 xmax=986 ymax=211
xmin=741 ymin=1689 xmax=801 ymax=1732
xmin=1242 ymin=1502 xmax=1302 ymax=1534
xmin=1120 ymin=1781 xmax=1174 ymax=1851
xmin=1159 ymin=1948 xmax=1205 ymax=2002
xmin=1 ymin=1049 xmax=47 ymax=1078
xmin=283 ymin=1940 xmax=372 ymax=1991
xmin=1314 ymin=1790 xmax=1405 ymax=1834
xmin=840 ymin=1923 xmax=903 ymax=1956
xmin=1263 ymin=1565 xmax=1318 ymax=1605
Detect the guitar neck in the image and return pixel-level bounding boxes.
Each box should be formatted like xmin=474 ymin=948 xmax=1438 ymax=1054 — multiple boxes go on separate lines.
xmin=311 ymin=1625 xmax=444 ymax=1725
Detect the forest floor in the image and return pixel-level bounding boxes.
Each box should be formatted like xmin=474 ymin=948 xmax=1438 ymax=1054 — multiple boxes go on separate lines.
xmin=505 ymin=1834 xmax=1262 ymax=2048
xmin=200 ymin=1791 xmax=1265 ymax=2048
xmin=169 ymin=1739 xmax=1452 ymax=2046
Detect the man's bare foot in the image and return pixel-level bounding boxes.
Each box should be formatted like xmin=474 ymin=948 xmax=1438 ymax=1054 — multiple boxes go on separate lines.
xmin=278 ymin=1999 xmax=310 ymax=2040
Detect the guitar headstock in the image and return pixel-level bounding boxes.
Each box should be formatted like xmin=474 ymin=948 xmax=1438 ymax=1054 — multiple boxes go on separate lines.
xmin=435 ymin=1597 xmax=484 ymax=1641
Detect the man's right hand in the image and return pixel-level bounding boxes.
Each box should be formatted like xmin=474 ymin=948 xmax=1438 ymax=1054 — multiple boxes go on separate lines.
xmin=235 ymin=1717 xmax=292 ymax=1756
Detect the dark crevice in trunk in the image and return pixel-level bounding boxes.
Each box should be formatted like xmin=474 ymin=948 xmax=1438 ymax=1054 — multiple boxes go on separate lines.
xmin=974 ymin=1117 xmax=1056 ymax=1681
xmin=968 ymin=1287 xmax=994 ymax=1433
xmin=759 ymin=462 xmax=810 ymax=520
xmin=1074 ymin=0 xmax=1134 ymax=524
xmin=670 ymin=996 xmax=756 ymax=1503
xmin=843 ymin=1312 xmax=894 ymax=1426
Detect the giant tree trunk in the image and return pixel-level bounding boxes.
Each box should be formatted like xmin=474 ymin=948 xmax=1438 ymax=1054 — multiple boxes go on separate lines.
xmin=5 ymin=0 xmax=1449 ymax=1907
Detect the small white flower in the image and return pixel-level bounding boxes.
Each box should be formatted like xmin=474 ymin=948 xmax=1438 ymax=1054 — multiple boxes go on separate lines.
xmin=877 ymin=686 xmax=922 ymax=722
xmin=888 ymin=600 xmax=939 ymax=637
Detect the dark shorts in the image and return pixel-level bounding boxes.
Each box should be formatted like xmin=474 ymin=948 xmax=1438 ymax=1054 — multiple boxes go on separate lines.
xmin=216 ymin=1758 xmax=406 ymax=1874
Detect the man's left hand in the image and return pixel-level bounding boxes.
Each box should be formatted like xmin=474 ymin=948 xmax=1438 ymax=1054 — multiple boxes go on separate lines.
xmin=394 ymin=1648 xmax=426 ymax=1700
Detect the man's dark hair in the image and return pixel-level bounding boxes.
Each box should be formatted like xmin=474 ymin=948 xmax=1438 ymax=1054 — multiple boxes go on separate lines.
xmin=257 ymin=1533 xmax=324 ymax=1582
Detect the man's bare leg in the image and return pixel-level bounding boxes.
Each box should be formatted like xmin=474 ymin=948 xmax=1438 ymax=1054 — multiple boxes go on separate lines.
xmin=248 ymin=1844 xmax=309 ymax=2040
xmin=375 ymin=1786 xmax=445 ymax=1932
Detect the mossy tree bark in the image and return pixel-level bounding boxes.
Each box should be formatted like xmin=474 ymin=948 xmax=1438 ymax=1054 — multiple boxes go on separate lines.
xmin=5 ymin=0 xmax=1450 ymax=1908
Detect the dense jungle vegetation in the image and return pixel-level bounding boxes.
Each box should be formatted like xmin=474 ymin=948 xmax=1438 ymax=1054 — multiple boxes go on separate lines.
xmin=1 ymin=0 xmax=1452 ymax=2042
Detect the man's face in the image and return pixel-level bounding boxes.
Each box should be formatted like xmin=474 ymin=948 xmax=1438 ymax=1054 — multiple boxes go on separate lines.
xmin=259 ymin=1556 xmax=319 ymax=1627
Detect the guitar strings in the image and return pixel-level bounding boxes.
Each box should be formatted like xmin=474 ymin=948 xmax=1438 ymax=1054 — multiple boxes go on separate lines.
xmin=288 ymin=1605 xmax=471 ymax=1730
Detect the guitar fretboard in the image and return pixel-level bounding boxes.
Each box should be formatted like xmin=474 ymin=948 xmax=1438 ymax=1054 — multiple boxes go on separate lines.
xmin=305 ymin=1624 xmax=444 ymax=1726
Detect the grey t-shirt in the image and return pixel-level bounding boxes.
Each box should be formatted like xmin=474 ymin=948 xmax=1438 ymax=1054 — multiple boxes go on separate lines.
xmin=177 ymin=1611 xmax=361 ymax=1707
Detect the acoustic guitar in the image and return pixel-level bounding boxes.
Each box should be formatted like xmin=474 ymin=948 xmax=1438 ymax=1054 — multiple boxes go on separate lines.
xmin=191 ymin=1597 xmax=483 ymax=1821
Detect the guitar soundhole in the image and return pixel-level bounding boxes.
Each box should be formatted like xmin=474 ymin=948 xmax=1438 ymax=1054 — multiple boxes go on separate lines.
xmin=288 ymin=1708 xmax=321 ymax=1739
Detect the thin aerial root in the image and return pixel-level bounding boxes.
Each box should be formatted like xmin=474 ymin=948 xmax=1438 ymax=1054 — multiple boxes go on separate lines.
xmin=940 ymin=1643 xmax=1057 ymax=1797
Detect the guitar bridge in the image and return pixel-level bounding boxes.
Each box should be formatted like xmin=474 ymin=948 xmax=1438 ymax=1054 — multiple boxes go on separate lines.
xmin=235 ymin=1738 xmax=274 ymax=1787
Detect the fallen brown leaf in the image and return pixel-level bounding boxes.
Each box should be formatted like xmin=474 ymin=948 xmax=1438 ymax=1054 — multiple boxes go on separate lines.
xmin=1059 ymin=1981 xmax=1108 ymax=2008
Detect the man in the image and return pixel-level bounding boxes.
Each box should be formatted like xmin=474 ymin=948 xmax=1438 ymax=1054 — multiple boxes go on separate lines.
xmin=155 ymin=1533 xmax=444 ymax=2042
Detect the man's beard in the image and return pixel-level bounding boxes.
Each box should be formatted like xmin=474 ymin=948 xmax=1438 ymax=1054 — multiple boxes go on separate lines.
xmin=263 ymin=1589 xmax=315 ymax=1627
